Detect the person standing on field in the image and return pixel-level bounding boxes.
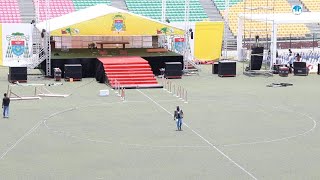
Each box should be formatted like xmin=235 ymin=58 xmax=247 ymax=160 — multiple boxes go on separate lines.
xmin=174 ymin=106 xmax=183 ymax=131
xmin=2 ymin=93 xmax=10 ymax=118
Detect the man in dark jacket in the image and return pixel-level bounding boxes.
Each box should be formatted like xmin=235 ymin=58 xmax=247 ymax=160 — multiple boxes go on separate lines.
xmin=174 ymin=106 xmax=183 ymax=131
xmin=2 ymin=93 xmax=10 ymax=118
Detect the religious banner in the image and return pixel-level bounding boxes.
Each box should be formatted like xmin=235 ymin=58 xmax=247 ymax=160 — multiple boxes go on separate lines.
xmin=1 ymin=23 xmax=33 ymax=66
xmin=174 ymin=37 xmax=185 ymax=54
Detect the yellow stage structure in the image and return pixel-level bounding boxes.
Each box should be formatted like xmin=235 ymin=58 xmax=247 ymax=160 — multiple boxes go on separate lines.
xmin=194 ymin=22 xmax=224 ymax=61
xmin=37 ymin=4 xmax=184 ymax=37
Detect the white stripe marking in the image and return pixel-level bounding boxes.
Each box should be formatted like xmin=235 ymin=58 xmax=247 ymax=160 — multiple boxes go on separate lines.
xmin=136 ymin=89 xmax=257 ymax=180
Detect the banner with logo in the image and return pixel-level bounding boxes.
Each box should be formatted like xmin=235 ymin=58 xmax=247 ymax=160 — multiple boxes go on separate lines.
xmin=174 ymin=37 xmax=185 ymax=54
xmin=0 ymin=23 xmax=33 ymax=66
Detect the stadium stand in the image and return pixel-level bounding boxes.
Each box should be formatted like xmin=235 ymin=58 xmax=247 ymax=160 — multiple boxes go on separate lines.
xmin=213 ymin=0 xmax=242 ymax=11
xmin=72 ymin=0 xmax=111 ymax=11
xmin=125 ymin=0 xmax=208 ymax=22
xmin=223 ymin=0 xmax=310 ymax=38
xmin=36 ymin=0 xmax=75 ymax=21
xmin=35 ymin=0 xmax=111 ymax=21
xmin=301 ymin=0 xmax=320 ymax=11
xmin=0 ymin=0 xmax=22 ymax=23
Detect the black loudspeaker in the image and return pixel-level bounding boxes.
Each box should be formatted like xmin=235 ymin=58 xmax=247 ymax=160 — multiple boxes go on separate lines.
xmin=9 ymin=67 xmax=27 ymax=82
xmin=250 ymin=47 xmax=264 ymax=70
xmin=64 ymin=64 xmax=82 ymax=79
xmin=293 ymin=62 xmax=308 ymax=76
xmin=218 ymin=61 xmax=236 ymax=77
xmin=165 ymin=62 xmax=182 ymax=79
xmin=212 ymin=63 xmax=219 ymax=74
xmin=318 ymin=64 xmax=320 ymax=75
xmin=189 ymin=28 xmax=193 ymax=39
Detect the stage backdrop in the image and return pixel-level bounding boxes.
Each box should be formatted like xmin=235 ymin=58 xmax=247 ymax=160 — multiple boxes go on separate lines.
xmin=194 ymin=22 xmax=224 ymax=61
xmin=0 ymin=23 xmax=33 ymax=66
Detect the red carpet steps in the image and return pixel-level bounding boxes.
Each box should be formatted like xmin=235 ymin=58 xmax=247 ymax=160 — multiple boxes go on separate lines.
xmin=98 ymin=56 xmax=163 ymax=89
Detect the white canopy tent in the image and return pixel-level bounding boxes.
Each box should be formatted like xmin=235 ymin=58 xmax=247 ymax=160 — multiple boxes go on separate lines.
xmin=237 ymin=12 xmax=320 ymax=68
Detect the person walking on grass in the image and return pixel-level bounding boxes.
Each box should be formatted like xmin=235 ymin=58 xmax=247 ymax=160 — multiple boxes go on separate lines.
xmin=2 ymin=93 xmax=10 ymax=118
xmin=174 ymin=106 xmax=184 ymax=131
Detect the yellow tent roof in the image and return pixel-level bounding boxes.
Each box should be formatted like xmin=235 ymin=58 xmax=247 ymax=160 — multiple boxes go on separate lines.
xmin=36 ymin=4 xmax=185 ymax=36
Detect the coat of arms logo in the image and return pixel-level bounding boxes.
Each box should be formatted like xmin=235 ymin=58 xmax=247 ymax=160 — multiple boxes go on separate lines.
xmin=112 ymin=14 xmax=126 ymax=33
xmin=5 ymin=32 xmax=30 ymax=59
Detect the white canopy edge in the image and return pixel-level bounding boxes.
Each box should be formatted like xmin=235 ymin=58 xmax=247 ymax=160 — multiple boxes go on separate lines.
xmin=36 ymin=4 xmax=184 ymax=32
xmin=239 ymin=12 xmax=320 ymax=24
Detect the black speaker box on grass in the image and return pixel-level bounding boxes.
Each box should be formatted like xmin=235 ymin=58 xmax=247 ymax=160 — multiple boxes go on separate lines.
xmin=250 ymin=47 xmax=264 ymax=70
xmin=218 ymin=61 xmax=236 ymax=77
xmin=165 ymin=62 xmax=182 ymax=78
xmin=293 ymin=62 xmax=308 ymax=76
xmin=64 ymin=64 xmax=82 ymax=79
xmin=8 ymin=67 xmax=27 ymax=82
xmin=212 ymin=62 xmax=219 ymax=74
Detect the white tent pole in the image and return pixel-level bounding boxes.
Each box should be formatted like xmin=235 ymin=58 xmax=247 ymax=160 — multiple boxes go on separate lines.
xmin=223 ymin=0 xmax=230 ymax=59
xmin=161 ymin=0 xmax=166 ymax=22
xmin=271 ymin=22 xmax=277 ymax=69
xmin=237 ymin=16 xmax=244 ymax=61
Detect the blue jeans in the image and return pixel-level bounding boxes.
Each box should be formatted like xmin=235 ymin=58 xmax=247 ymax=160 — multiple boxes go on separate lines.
xmin=177 ymin=118 xmax=183 ymax=130
xmin=3 ymin=106 xmax=9 ymax=118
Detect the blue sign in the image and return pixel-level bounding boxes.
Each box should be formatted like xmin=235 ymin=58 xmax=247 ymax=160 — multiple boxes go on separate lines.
xmin=11 ymin=40 xmax=25 ymax=57
xmin=292 ymin=5 xmax=302 ymax=15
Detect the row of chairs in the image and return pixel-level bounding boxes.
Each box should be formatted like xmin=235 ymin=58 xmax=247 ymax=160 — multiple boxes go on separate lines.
xmin=277 ymin=51 xmax=320 ymax=65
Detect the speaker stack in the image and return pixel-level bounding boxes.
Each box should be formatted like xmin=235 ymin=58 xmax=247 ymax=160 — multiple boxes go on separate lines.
xmin=8 ymin=67 xmax=27 ymax=83
xmin=293 ymin=62 xmax=308 ymax=76
xmin=165 ymin=62 xmax=182 ymax=79
xmin=64 ymin=64 xmax=82 ymax=80
xmin=218 ymin=61 xmax=236 ymax=77
xmin=250 ymin=47 xmax=264 ymax=70
xmin=212 ymin=62 xmax=219 ymax=74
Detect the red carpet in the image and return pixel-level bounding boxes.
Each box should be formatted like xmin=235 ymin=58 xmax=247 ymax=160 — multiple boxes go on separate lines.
xmin=99 ymin=56 xmax=162 ymax=88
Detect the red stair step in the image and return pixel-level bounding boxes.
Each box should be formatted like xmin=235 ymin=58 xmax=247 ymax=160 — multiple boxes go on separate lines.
xmin=104 ymin=64 xmax=150 ymax=68
xmin=107 ymin=74 xmax=155 ymax=78
xmin=106 ymin=71 xmax=153 ymax=75
xmin=104 ymin=68 xmax=151 ymax=72
xmin=108 ymin=77 xmax=156 ymax=81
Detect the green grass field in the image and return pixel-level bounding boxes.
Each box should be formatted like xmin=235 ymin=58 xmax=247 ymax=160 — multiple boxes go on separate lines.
xmin=0 ymin=65 xmax=320 ymax=179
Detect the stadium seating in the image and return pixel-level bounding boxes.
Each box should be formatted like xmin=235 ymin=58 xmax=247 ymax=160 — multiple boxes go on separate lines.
xmin=36 ymin=0 xmax=75 ymax=21
xmin=35 ymin=0 xmax=111 ymax=21
xmin=223 ymin=0 xmax=310 ymax=38
xmin=301 ymin=0 xmax=320 ymax=11
xmin=213 ymin=0 xmax=242 ymax=11
xmin=0 ymin=0 xmax=21 ymax=23
xmin=72 ymin=0 xmax=111 ymax=11
xmin=125 ymin=0 xmax=208 ymax=22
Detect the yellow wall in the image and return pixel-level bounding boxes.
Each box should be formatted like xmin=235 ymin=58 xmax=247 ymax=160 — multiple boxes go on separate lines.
xmin=51 ymin=13 xmax=184 ymax=36
xmin=194 ymin=22 xmax=224 ymax=61
xmin=0 ymin=24 xmax=2 ymax=66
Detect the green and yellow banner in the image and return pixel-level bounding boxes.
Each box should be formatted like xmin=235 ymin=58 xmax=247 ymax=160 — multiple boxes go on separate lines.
xmin=51 ymin=13 xmax=184 ymax=36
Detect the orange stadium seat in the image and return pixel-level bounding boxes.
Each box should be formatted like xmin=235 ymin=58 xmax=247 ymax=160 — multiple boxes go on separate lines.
xmin=220 ymin=0 xmax=310 ymax=38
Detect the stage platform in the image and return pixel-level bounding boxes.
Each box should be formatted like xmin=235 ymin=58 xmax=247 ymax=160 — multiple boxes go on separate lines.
xmin=41 ymin=48 xmax=183 ymax=86
xmin=51 ymin=48 xmax=180 ymax=59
